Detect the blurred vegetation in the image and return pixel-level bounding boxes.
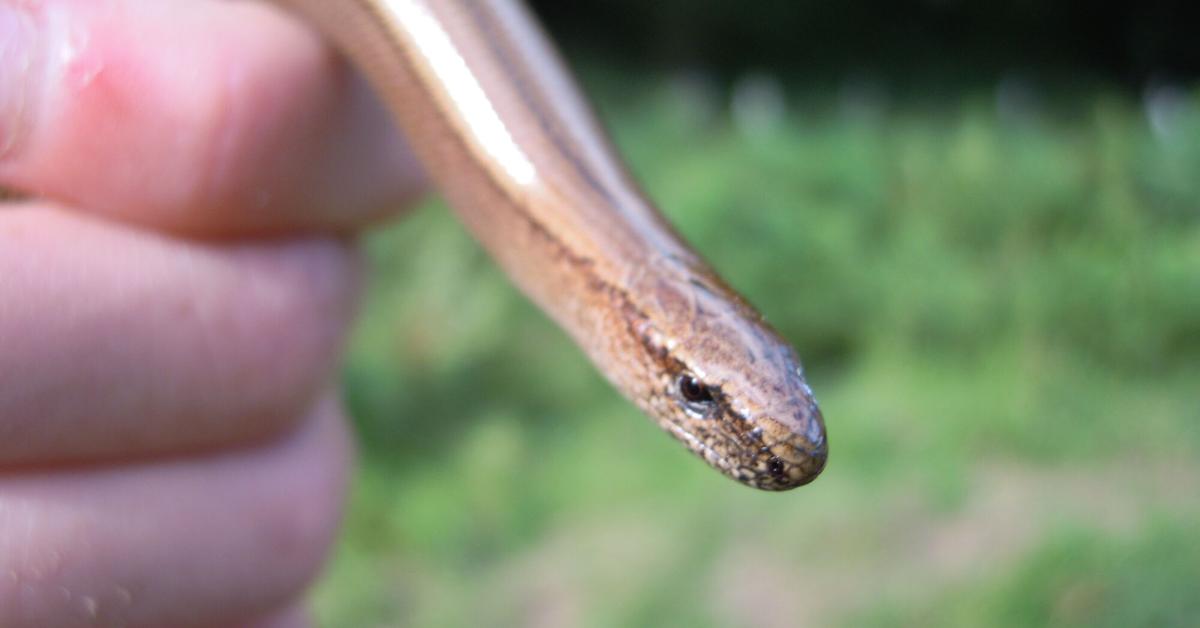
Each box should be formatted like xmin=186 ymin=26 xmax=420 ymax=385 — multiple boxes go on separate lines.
xmin=312 ymin=68 xmax=1200 ymax=627
xmin=856 ymin=522 xmax=1200 ymax=627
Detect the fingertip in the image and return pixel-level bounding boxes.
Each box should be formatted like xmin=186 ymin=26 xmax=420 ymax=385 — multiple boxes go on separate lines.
xmin=0 ymin=0 xmax=424 ymax=236
xmin=0 ymin=207 xmax=361 ymax=465
xmin=0 ymin=394 xmax=355 ymax=628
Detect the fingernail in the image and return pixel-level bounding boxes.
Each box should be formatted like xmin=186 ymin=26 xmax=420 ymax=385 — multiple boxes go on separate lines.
xmin=0 ymin=4 xmax=40 ymax=160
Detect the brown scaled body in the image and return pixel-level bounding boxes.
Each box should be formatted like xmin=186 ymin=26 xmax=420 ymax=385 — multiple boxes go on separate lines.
xmin=267 ymin=0 xmax=827 ymax=490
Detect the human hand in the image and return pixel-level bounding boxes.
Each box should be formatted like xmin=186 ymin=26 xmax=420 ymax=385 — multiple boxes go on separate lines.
xmin=0 ymin=1 xmax=424 ymax=626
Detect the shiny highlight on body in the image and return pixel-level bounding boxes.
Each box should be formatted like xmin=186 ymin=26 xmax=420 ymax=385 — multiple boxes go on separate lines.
xmin=265 ymin=0 xmax=827 ymax=490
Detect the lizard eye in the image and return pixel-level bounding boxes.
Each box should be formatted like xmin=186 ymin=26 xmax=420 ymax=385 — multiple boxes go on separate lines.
xmin=676 ymin=373 xmax=716 ymax=414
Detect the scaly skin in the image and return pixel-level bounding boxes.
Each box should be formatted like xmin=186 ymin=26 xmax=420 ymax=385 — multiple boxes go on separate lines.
xmin=266 ymin=0 xmax=827 ymax=489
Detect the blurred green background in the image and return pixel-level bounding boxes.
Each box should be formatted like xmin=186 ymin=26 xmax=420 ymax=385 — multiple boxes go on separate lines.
xmin=313 ymin=3 xmax=1200 ymax=626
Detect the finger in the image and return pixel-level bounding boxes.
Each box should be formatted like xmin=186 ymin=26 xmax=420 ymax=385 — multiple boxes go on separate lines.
xmin=0 ymin=393 xmax=353 ymax=628
xmin=0 ymin=204 xmax=359 ymax=466
xmin=0 ymin=0 xmax=424 ymax=237
xmin=246 ymin=604 xmax=312 ymax=628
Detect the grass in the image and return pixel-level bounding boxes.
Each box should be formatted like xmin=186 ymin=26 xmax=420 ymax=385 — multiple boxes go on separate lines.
xmin=853 ymin=522 xmax=1200 ymax=628
xmin=312 ymin=75 xmax=1200 ymax=627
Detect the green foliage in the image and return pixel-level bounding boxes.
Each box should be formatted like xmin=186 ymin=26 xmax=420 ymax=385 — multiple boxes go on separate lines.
xmin=854 ymin=522 xmax=1200 ymax=628
xmin=315 ymin=79 xmax=1200 ymax=627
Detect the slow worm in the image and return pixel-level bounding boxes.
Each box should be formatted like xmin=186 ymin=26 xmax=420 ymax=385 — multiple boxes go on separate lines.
xmin=266 ymin=0 xmax=828 ymax=490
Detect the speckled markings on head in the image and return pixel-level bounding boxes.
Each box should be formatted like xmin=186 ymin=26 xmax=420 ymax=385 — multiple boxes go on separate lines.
xmin=266 ymin=0 xmax=827 ymax=489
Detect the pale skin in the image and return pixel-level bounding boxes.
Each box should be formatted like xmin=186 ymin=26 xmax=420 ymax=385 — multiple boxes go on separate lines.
xmin=0 ymin=1 xmax=426 ymax=626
